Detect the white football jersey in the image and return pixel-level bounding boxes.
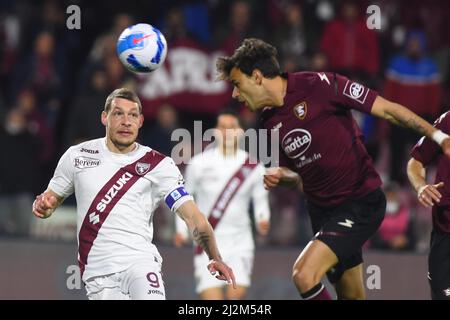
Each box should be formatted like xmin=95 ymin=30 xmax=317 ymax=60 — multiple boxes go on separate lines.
xmin=48 ymin=138 xmax=192 ymax=281
xmin=176 ymin=148 xmax=270 ymax=253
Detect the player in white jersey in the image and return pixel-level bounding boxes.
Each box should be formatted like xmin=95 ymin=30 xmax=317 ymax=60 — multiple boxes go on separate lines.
xmin=32 ymin=88 xmax=235 ymax=300
xmin=173 ymin=110 xmax=270 ymax=300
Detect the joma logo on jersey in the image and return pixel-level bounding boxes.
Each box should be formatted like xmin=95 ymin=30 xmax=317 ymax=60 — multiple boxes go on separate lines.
xmin=282 ymin=129 xmax=312 ymax=159
xmin=80 ymin=148 xmax=99 ymax=154
xmin=95 ymin=172 xmax=133 ymax=213
xmin=74 ymin=157 xmax=101 ymax=169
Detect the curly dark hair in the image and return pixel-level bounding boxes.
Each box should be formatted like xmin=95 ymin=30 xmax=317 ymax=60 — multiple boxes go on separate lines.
xmin=216 ymin=38 xmax=281 ymax=80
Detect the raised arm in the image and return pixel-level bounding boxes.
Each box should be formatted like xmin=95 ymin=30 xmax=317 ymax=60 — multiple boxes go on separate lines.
xmin=371 ymin=96 xmax=450 ymax=157
xmin=32 ymin=189 xmax=64 ymax=219
xmin=176 ymin=200 xmax=236 ymax=288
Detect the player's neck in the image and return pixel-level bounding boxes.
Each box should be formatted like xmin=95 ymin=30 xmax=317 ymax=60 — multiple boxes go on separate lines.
xmin=220 ymin=145 xmax=237 ymax=157
xmin=265 ymin=76 xmax=287 ymax=108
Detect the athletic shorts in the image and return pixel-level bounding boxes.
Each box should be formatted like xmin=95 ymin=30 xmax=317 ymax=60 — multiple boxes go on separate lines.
xmin=84 ymin=259 xmax=166 ymax=300
xmin=307 ymin=188 xmax=386 ymax=283
xmin=428 ymin=230 xmax=450 ymax=300
xmin=194 ymin=251 xmax=254 ymax=294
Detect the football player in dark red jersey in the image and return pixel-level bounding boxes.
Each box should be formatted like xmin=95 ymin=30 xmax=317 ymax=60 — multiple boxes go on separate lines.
xmin=408 ymin=111 xmax=450 ymax=300
xmin=217 ymin=38 xmax=450 ymax=300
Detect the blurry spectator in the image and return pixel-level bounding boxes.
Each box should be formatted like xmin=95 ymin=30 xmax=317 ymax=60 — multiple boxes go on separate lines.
xmin=14 ymin=89 xmax=54 ymax=166
xmin=384 ymin=30 xmax=442 ymax=119
xmin=142 ymin=103 xmax=179 ymax=156
xmin=370 ymin=183 xmax=415 ymax=251
xmin=10 ymin=30 xmax=65 ymax=128
xmin=384 ymin=30 xmax=442 ymax=183
xmin=309 ymin=51 xmax=329 ymax=72
xmin=183 ymin=2 xmax=210 ymax=45
xmin=320 ymin=0 xmax=379 ymax=81
xmin=0 ymin=108 xmax=42 ymax=237
xmin=65 ymin=68 xmax=109 ymax=147
xmin=272 ymin=2 xmax=310 ymax=71
xmin=0 ymin=8 xmax=20 ymax=99
xmin=89 ymin=13 xmax=134 ymax=64
xmin=215 ymin=0 xmax=264 ymax=54
xmin=163 ymin=6 xmax=194 ymax=44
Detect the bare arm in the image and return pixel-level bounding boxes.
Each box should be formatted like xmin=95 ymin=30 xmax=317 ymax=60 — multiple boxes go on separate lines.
xmin=32 ymin=189 xmax=64 ymax=219
xmin=371 ymin=96 xmax=437 ymax=136
xmin=407 ymin=158 xmax=444 ymax=208
xmin=176 ymin=200 xmax=236 ymax=287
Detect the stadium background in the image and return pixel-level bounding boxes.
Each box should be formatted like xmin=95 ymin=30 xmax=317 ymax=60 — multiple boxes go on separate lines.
xmin=0 ymin=0 xmax=449 ymax=299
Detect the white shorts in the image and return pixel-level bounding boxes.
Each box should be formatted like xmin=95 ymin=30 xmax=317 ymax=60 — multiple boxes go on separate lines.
xmin=194 ymin=251 xmax=254 ymax=294
xmin=85 ymin=260 xmax=166 ymax=300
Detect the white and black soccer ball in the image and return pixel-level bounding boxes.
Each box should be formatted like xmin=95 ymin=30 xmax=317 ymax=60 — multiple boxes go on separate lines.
xmin=116 ymin=23 xmax=167 ymax=73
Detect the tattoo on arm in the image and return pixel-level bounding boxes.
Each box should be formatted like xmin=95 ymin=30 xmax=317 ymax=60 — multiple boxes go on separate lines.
xmin=193 ymin=227 xmax=211 ymax=253
xmin=387 ymin=106 xmax=429 ymax=136
xmin=399 ymin=118 xmax=427 ymax=135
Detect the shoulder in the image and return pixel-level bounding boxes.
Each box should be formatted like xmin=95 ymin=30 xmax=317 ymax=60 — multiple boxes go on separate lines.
xmin=434 ymin=111 xmax=450 ymax=130
xmin=290 ymin=71 xmax=324 ymax=88
xmin=66 ymin=138 xmax=103 ymax=156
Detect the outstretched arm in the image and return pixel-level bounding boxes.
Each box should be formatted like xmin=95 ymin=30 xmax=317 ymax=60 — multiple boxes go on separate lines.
xmin=371 ymin=96 xmax=450 ymax=157
xmin=407 ymin=158 xmax=444 ymax=208
xmin=32 ymin=189 xmax=64 ymax=219
xmin=176 ymin=200 xmax=236 ymax=288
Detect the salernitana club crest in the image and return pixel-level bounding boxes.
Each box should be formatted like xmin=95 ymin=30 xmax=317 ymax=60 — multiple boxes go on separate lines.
xmin=294 ymin=102 xmax=307 ymax=120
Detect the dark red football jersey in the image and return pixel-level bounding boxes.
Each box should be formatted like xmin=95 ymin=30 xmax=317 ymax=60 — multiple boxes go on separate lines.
xmin=261 ymin=72 xmax=381 ymax=207
xmin=411 ymin=111 xmax=450 ymax=233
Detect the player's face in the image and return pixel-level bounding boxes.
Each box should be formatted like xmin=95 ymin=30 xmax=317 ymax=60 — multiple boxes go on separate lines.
xmin=216 ymin=114 xmax=243 ymax=149
xmin=102 ymin=98 xmax=143 ymax=151
xmin=230 ymin=67 xmax=264 ymax=111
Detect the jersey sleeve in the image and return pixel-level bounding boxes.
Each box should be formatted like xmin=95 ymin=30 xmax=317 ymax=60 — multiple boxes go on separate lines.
xmin=317 ymin=72 xmax=379 ymax=114
xmin=152 ymin=157 xmax=193 ymax=212
xmin=251 ymin=164 xmax=271 ymax=224
xmin=48 ymin=147 xmax=75 ymax=198
xmin=410 ymin=112 xmax=449 ymax=166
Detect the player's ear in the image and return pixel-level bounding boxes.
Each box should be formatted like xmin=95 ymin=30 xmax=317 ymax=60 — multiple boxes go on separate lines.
xmin=139 ymin=114 xmax=144 ymax=128
xmin=101 ymin=111 xmax=107 ymax=127
xmin=252 ymin=69 xmax=263 ymax=85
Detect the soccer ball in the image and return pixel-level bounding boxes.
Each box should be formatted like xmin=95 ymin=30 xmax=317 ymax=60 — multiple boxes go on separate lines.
xmin=116 ymin=23 xmax=168 ymax=73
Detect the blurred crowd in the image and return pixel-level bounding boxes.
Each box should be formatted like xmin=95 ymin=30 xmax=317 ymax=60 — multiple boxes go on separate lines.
xmin=0 ymin=0 xmax=449 ymax=253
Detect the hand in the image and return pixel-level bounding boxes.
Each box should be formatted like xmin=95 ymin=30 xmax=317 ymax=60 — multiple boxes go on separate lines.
xmin=257 ymin=220 xmax=270 ymax=236
xmin=263 ymin=167 xmax=283 ymax=190
xmin=207 ymin=259 xmax=236 ymax=289
xmin=32 ymin=193 xmax=57 ymax=219
xmin=173 ymin=233 xmax=187 ymax=248
xmin=417 ymin=182 xmax=444 ymax=208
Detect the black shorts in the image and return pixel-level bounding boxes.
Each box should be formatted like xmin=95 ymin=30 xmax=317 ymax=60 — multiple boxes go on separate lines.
xmin=428 ymin=230 xmax=450 ymax=300
xmin=307 ymin=188 xmax=386 ymax=284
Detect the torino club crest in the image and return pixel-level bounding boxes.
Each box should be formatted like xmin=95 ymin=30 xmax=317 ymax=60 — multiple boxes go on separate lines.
xmin=135 ymin=162 xmax=150 ymax=175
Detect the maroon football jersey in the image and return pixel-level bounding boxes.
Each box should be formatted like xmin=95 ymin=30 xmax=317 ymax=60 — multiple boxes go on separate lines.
xmin=261 ymin=72 xmax=382 ymax=207
xmin=411 ymin=111 xmax=450 ymax=233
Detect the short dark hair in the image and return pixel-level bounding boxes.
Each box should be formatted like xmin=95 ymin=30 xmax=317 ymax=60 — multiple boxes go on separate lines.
xmin=216 ymin=108 xmax=241 ymax=127
xmin=104 ymin=88 xmax=142 ymax=113
xmin=216 ymin=38 xmax=281 ymax=80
